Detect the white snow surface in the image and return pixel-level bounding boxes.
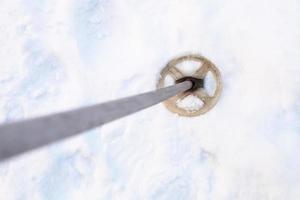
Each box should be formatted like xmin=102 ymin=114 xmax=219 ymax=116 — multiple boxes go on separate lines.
xmin=0 ymin=0 xmax=300 ymax=199
xmin=176 ymin=95 xmax=204 ymax=112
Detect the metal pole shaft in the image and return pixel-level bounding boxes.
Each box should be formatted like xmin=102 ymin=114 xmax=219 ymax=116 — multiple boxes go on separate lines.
xmin=0 ymin=81 xmax=192 ymax=161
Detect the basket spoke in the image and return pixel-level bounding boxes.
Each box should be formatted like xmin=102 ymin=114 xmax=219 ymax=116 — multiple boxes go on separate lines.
xmin=195 ymin=62 xmax=210 ymax=78
xmin=168 ymin=65 xmax=184 ymax=80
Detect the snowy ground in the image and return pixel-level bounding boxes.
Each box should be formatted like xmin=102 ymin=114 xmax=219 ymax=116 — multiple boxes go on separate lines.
xmin=0 ymin=0 xmax=300 ymax=199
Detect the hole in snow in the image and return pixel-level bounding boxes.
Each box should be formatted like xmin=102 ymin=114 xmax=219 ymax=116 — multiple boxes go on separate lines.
xmin=176 ymin=94 xmax=204 ymax=111
xmin=176 ymin=60 xmax=201 ymax=76
xmin=204 ymin=71 xmax=216 ymax=96
xmin=164 ymin=75 xmax=175 ymax=86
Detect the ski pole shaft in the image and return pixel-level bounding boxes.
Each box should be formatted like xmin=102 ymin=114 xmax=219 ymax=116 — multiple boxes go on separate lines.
xmin=0 ymin=81 xmax=192 ymax=161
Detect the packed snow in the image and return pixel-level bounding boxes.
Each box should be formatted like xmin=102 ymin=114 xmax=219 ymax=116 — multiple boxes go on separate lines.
xmin=0 ymin=0 xmax=300 ymax=199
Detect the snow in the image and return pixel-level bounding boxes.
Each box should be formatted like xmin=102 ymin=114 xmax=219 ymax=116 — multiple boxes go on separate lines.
xmin=205 ymin=71 xmax=216 ymax=97
xmin=176 ymin=60 xmax=201 ymax=75
xmin=164 ymin=75 xmax=175 ymax=87
xmin=176 ymin=95 xmax=204 ymax=112
xmin=0 ymin=0 xmax=300 ymax=199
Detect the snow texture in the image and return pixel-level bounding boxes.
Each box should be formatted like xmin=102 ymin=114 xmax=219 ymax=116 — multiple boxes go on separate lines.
xmin=0 ymin=0 xmax=300 ymax=199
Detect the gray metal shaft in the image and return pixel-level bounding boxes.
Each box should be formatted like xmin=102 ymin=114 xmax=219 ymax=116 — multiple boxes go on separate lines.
xmin=0 ymin=81 xmax=192 ymax=161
